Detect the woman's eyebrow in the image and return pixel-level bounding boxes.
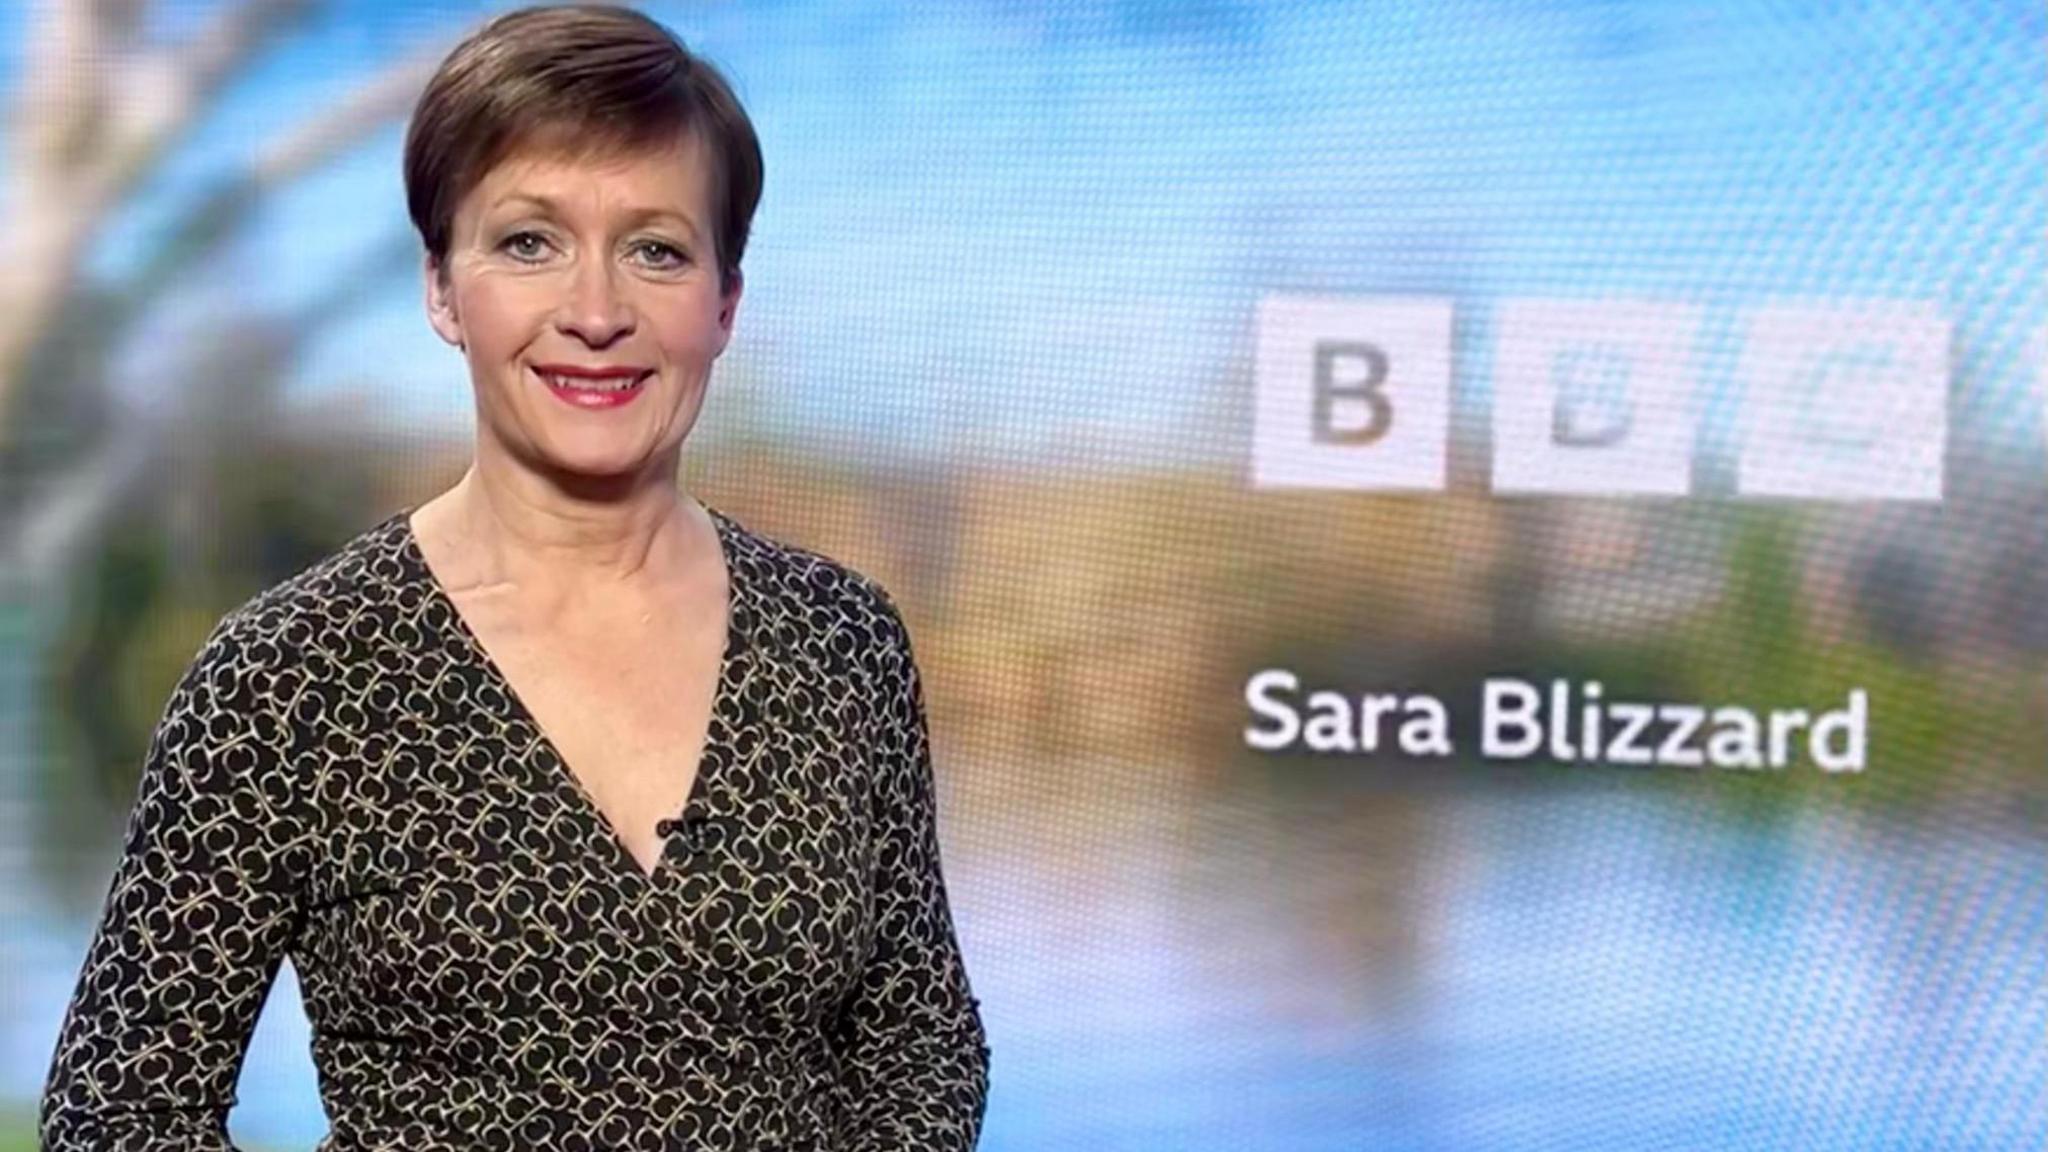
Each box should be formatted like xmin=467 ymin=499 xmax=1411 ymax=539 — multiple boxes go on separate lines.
xmin=488 ymin=192 xmax=561 ymax=216
xmin=486 ymin=194 xmax=701 ymax=238
xmin=618 ymin=207 xmax=703 ymax=239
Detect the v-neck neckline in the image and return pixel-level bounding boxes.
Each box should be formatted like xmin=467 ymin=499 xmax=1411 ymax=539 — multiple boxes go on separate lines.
xmin=390 ymin=503 xmax=746 ymax=894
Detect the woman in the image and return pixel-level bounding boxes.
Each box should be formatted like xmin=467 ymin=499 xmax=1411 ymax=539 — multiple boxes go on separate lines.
xmin=39 ymin=5 xmax=990 ymax=1149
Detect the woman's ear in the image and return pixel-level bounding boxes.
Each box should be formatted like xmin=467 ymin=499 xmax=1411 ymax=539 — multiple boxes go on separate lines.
xmin=717 ymin=268 xmax=743 ymax=335
xmin=424 ymin=253 xmax=465 ymax=349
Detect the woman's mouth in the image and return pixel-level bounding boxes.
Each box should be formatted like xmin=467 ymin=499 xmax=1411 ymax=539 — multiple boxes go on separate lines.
xmin=535 ymin=367 xmax=650 ymax=409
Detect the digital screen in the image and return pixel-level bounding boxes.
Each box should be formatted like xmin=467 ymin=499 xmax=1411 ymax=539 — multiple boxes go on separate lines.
xmin=1 ymin=2 xmax=2042 ymax=1148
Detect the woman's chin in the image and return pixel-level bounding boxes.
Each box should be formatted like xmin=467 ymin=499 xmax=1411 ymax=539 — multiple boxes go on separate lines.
xmin=526 ymin=436 xmax=670 ymax=489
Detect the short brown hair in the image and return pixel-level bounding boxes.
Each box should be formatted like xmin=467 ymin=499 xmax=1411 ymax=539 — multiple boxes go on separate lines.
xmin=404 ymin=3 xmax=763 ymax=290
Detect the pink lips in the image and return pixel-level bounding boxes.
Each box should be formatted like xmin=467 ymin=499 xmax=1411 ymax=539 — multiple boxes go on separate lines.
xmin=533 ymin=365 xmax=650 ymax=410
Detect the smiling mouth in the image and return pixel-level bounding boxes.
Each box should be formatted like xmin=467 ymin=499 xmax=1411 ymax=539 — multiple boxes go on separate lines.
xmin=537 ymin=369 xmax=648 ymax=393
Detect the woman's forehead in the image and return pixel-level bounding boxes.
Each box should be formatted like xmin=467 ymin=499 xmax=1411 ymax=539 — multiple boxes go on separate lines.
xmin=465 ymin=136 xmax=712 ymax=220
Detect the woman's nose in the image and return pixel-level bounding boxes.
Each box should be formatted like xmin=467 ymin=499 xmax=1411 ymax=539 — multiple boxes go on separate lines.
xmin=557 ymin=258 xmax=636 ymax=345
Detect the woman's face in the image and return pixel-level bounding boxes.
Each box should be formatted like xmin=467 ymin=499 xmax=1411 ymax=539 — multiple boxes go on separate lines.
xmin=425 ymin=135 xmax=740 ymax=484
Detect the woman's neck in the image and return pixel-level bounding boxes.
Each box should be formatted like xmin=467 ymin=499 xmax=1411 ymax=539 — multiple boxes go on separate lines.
xmin=414 ymin=449 xmax=705 ymax=605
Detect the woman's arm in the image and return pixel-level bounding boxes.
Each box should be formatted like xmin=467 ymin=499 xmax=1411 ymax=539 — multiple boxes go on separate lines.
xmin=833 ymin=599 xmax=991 ymax=1151
xmin=39 ymin=622 xmax=303 ymax=1152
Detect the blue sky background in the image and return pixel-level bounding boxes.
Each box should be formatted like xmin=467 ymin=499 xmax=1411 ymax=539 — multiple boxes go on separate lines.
xmin=5 ymin=0 xmax=2042 ymax=470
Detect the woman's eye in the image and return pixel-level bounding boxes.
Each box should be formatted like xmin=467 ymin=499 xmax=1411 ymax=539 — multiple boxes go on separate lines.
xmin=632 ymin=240 xmax=687 ymax=269
xmin=502 ymin=232 xmax=550 ymax=260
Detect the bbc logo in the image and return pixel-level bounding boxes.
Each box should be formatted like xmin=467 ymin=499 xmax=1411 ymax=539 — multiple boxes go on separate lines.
xmin=1251 ymin=295 xmax=1950 ymax=501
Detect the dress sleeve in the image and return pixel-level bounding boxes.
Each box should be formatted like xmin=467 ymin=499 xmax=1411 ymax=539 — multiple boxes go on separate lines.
xmin=833 ymin=599 xmax=991 ymax=1150
xmin=40 ymin=621 xmax=303 ymax=1152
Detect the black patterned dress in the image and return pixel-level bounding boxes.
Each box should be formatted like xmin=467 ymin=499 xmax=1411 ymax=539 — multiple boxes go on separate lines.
xmin=39 ymin=507 xmax=990 ymax=1151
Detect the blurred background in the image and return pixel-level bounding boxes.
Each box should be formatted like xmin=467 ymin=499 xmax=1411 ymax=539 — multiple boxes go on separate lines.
xmin=1 ymin=1 xmax=2043 ymax=1148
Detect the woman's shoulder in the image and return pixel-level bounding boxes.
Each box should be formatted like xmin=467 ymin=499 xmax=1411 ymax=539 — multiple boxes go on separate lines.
xmin=711 ymin=504 xmax=913 ymax=649
xmin=143 ymin=511 xmax=418 ymax=734
xmin=204 ymin=510 xmax=421 ymax=657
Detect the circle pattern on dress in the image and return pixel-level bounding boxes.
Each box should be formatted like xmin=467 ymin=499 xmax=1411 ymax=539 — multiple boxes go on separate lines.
xmin=41 ymin=508 xmax=990 ymax=1151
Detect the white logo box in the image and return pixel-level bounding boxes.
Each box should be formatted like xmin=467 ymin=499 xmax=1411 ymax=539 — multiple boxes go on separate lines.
xmin=1251 ymin=295 xmax=1453 ymax=491
xmin=1252 ymin=294 xmax=1951 ymax=502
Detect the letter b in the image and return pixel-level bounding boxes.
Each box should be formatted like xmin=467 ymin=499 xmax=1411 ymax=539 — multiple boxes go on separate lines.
xmin=1550 ymin=346 xmax=1634 ymax=448
xmin=1312 ymin=341 xmax=1393 ymax=445
xmin=1252 ymin=295 xmax=1451 ymax=491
